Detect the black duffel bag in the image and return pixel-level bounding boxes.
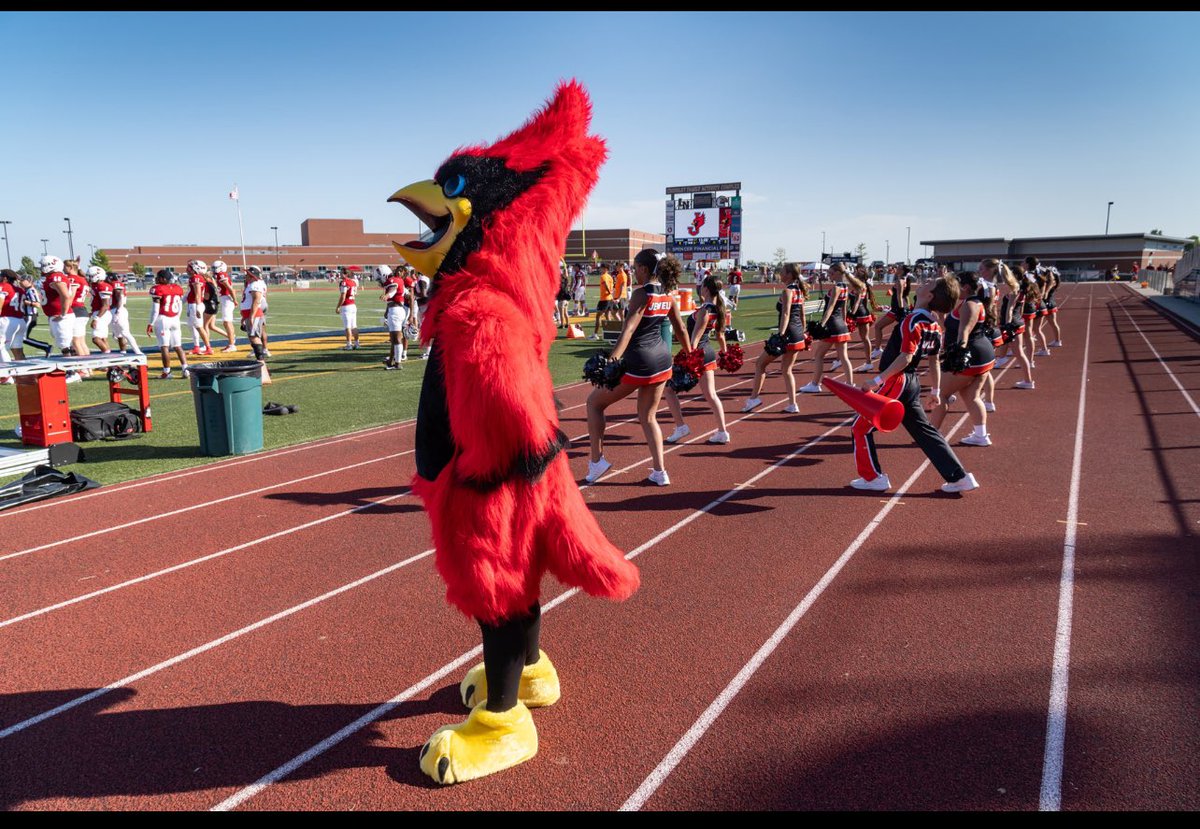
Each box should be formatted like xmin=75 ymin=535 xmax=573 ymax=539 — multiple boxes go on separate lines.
xmin=70 ymin=402 xmax=143 ymax=442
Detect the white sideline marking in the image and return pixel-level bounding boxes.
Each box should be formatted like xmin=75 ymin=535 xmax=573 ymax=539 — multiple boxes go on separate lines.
xmin=0 ymin=527 xmax=428 ymax=741
xmin=1037 ymin=294 xmax=1095 ymax=810
xmin=1116 ymin=296 xmax=1200 ymax=419
xmin=0 ymin=489 xmax=409 ymax=631
xmin=619 ymin=409 xmax=975 ymax=811
xmin=211 ymin=417 xmax=850 ymax=811
xmin=0 ymin=451 xmax=413 ymax=564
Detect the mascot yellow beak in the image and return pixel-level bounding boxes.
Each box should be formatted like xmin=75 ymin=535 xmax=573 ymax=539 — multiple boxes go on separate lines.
xmin=389 ymin=180 xmax=472 ymax=279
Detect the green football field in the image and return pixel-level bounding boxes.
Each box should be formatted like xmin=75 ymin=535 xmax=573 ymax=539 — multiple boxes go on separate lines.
xmin=0 ymin=283 xmax=886 ymax=487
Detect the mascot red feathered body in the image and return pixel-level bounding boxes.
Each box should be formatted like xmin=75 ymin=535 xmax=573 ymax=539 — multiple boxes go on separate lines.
xmin=389 ymin=81 xmax=639 ymax=784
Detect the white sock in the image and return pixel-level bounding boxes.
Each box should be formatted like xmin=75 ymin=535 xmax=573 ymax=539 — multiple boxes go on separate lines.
xmin=973 ymin=425 xmax=987 ymax=437
xmin=392 ymin=344 xmax=402 ymax=364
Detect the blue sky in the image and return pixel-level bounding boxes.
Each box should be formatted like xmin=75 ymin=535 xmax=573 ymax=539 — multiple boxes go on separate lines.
xmin=3 ymin=11 xmax=1197 ymax=266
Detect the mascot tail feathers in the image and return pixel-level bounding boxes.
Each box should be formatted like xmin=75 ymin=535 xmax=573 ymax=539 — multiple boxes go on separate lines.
xmin=540 ymin=457 xmax=639 ymax=601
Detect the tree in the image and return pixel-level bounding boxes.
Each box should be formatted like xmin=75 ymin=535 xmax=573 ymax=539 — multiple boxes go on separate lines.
xmin=855 ymin=242 xmax=868 ymax=262
xmin=90 ymin=249 xmax=112 ymax=272
xmin=773 ymin=247 xmax=787 ymax=265
xmin=19 ymin=256 xmax=39 ymax=281
xmin=1185 ymin=235 xmax=1199 ymax=252
xmin=131 ymin=261 xmax=146 ymax=279
xmin=1150 ymin=228 xmax=1163 ymax=236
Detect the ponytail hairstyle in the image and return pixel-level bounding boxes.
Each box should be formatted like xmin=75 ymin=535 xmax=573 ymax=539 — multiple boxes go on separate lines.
xmin=843 ymin=265 xmax=867 ymax=295
xmin=634 ymin=248 xmax=680 ymax=292
xmin=702 ymin=275 xmax=727 ymax=331
xmin=957 ymin=270 xmax=997 ymax=326
xmin=0 ymin=269 xmax=18 ymax=284
xmin=781 ymin=262 xmax=807 ymax=298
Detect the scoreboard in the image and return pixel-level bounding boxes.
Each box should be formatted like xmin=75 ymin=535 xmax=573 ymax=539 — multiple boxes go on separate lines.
xmin=665 ymin=182 xmax=742 ymax=263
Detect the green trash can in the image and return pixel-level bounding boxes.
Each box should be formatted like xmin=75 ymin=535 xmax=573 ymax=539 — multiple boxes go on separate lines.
xmin=189 ymin=361 xmax=264 ymax=456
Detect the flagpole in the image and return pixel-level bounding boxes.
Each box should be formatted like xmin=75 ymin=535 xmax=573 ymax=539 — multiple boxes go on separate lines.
xmin=233 ymin=183 xmax=248 ymax=272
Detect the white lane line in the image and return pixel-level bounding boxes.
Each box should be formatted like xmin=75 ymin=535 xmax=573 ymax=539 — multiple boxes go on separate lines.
xmin=1115 ymin=297 xmax=1200 ymax=419
xmin=0 ymin=531 xmax=430 ymax=740
xmin=212 ymin=417 xmax=851 ymax=811
xmin=0 ymin=491 xmax=409 ymax=631
xmin=0 ymin=451 xmax=413 ymax=564
xmin=1038 ymin=293 xmax=1095 ymax=811
xmin=619 ymin=407 xmax=977 ymax=811
xmin=0 ymin=422 xmax=405 ymax=520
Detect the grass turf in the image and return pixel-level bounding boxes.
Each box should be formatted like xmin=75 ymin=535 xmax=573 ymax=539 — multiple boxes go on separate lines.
xmin=0 ymin=284 xmax=886 ymax=487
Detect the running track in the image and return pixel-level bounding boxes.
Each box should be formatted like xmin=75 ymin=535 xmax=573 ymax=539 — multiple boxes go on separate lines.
xmin=0 ymin=283 xmax=1195 ymax=810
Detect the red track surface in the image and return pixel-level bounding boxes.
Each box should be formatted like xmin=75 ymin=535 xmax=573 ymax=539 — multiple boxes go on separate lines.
xmin=0 ymin=284 xmax=1195 ymax=810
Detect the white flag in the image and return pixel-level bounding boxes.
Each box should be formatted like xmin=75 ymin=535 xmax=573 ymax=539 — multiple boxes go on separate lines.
xmin=229 ymin=185 xmax=239 ymax=201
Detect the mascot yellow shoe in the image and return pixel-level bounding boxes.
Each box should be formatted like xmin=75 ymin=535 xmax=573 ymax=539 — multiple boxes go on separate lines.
xmin=419 ymin=702 xmax=538 ymax=785
xmin=460 ymin=650 xmax=561 ymax=709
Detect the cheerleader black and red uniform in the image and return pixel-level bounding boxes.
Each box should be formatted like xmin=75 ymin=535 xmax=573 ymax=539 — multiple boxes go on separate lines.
xmin=820 ymin=283 xmax=852 ymax=343
xmin=687 ymin=301 xmax=721 ymax=371
xmin=621 ymin=281 xmax=673 ymax=385
xmin=999 ymin=291 xmax=1026 ymax=338
xmin=850 ymin=287 xmax=876 ymax=327
xmin=1043 ymin=278 xmax=1059 ymax=315
xmin=881 ymin=280 xmax=910 ymax=323
xmin=1021 ymin=286 xmax=1039 ymax=325
xmin=777 ymin=281 xmax=809 ymax=351
xmin=944 ymin=296 xmax=995 ymax=376
xmin=852 ymin=308 xmax=971 ymax=485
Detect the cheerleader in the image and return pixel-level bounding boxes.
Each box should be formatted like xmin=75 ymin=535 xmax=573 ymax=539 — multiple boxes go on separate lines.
xmin=977 ymin=259 xmax=1017 ymax=413
xmin=872 ymin=264 xmax=913 ymax=353
xmin=929 ymin=272 xmax=995 ymax=446
xmin=663 ymin=275 xmax=731 ymax=444
xmin=850 ymin=273 xmax=979 ymax=493
xmin=1043 ymin=266 xmax=1063 ymax=347
xmin=988 ymin=259 xmax=1034 ymax=389
xmin=799 ymin=262 xmax=860 ymax=393
xmin=743 ymin=262 xmax=808 ymax=413
xmin=1011 ymin=264 xmax=1040 ymax=390
xmin=849 ymin=263 xmax=878 ymax=372
xmin=585 ymin=250 xmax=691 ymax=487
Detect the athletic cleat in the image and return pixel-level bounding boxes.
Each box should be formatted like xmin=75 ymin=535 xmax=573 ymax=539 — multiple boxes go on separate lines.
xmin=708 ymin=430 xmax=731 ymax=444
xmin=262 ymin=349 xmax=272 ymax=358
xmin=188 ymin=346 xmax=202 ymax=355
xmin=799 ymin=382 xmax=822 ymax=394
xmin=65 ymin=373 xmax=83 ymax=384
xmin=1014 ymin=380 xmax=1036 ymax=390
xmin=782 ymin=403 xmax=800 ymax=414
xmin=960 ymin=433 xmax=992 ymax=447
xmin=665 ymin=424 xmax=691 ymax=444
xmin=181 ymin=367 xmax=191 ymax=379
xmin=342 ymin=345 xmax=355 ymax=351
xmin=460 ymin=650 xmax=560 ymax=709
xmin=419 ymin=702 xmax=538 ymax=785
xmin=741 ymin=396 xmax=763 ymax=412
xmin=200 ymin=347 xmax=214 ymax=356
xmin=984 ymin=401 xmax=996 ymax=412
xmin=942 ymin=472 xmax=980 ymax=493
xmin=584 ymin=456 xmax=612 ymax=483
xmin=221 ymin=345 xmax=237 ymax=352
xmin=159 ymin=370 xmax=171 ymax=380
xmin=850 ymin=474 xmax=891 ymax=491
xmin=647 ymin=468 xmax=671 ymax=486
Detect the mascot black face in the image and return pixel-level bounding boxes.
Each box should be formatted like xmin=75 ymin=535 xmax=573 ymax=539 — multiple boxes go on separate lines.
xmin=389 ymin=156 xmax=546 ymax=282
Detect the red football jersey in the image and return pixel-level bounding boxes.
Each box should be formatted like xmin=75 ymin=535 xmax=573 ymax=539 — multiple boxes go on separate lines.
xmin=216 ymin=273 xmax=234 ymax=298
xmin=0 ymin=282 xmax=22 ymax=318
xmin=151 ymin=283 xmax=185 ymax=318
xmin=187 ymin=274 xmax=208 ymax=304
xmin=68 ymin=273 xmax=90 ymax=310
xmin=384 ymin=275 xmax=407 ymax=304
xmin=338 ymin=277 xmax=358 ymax=307
xmin=91 ymin=281 xmax=113 ymax=314
xmin=42 ymin=273 xmax=68 ymax=317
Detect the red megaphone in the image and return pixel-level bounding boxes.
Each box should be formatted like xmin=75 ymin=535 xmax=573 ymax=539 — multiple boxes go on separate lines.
xmin=822 ymin=377 xmax=904 ymax=432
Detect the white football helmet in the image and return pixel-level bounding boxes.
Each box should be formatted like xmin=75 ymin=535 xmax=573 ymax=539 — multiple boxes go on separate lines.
xmin=212 ymin=260 xmax=228 ymax=273
xmin=39 ymin=255 xmax=64 ymax=274
xmin=374 ymin=265 xmax=393 ymax=280
xmin=187 ymin=259 xmax=209 ymax=275
xmin=86 ymin=266 xmax=107 ymax=282
xmin=247 ymin=265 xmax=263 ymax=277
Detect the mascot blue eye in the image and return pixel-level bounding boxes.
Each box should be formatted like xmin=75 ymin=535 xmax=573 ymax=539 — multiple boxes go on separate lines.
xmin=443 ymin=174 xmax=466 ymax=198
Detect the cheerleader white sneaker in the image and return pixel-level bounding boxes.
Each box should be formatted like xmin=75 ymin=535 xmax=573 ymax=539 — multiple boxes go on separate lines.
xmin=830 ymin=360 xmax=843 ymax=371
xmin=870 ymin=348 xmax=883 ymax=359
xmin=707 ymin=430 xmax=730 ymax=444
xmin=584 ymin=457 xmax=612 ymax=483
xmin=665 ymin=424 xmax=690 ymax=444
xmin=647 ymin=468 xmax=671 ymax=487
xmin=1014 ymin=380 xmax=1036 ymax=390
xmin=984 ymin=401 xmax=996 ymax=412
xmin=1049 ymin=340 xmax=1063 ymax=347
xmin=1035 ymin=348 xmax=1051 ymax=357
xmin=994 ymin=356 xmax=1010 ymax=368
xmin=741 ymin=396 xmax=762 ymax=412
xmin=855 ymin=362 xmax=874 ymax=372
xmin=960 ymin=432 xmax=993 ymax=447
xmin=799 ymin=382 xmax=822 ymax=394
xmin=782 ymin=403 xmax=800 ymax=414
xmin=850 ymin=474 xmax=891 ymax=491
xmin=941 ymin=472 xmax=980 ymax=493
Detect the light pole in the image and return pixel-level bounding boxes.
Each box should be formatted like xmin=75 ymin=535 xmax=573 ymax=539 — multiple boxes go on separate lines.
xmin=885 ymin=240 xmax=890 ymax=263
xmin=40 ymin=239 xmax=49 ymax=256
xmin=906 ymin=226 xmax=911 ymax=264
xmin=88 ymin=243 xmax=96 ymax=263
xmin=0 ymin=221 xmax=11 ymax=269
xmin=270 ymin=226 xmax=280 ymax=270
xmin=63 ymin=217 xmax=75 ymax=260
xmin=1105 ymin=201 xmax=1114 ymax=235
xmin=821 ymin=231 xmax=826 ymax=260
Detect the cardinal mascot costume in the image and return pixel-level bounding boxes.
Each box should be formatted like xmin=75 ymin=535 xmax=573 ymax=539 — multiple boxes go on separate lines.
xmin=389 ymin=81 xmax=639 ymax=784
